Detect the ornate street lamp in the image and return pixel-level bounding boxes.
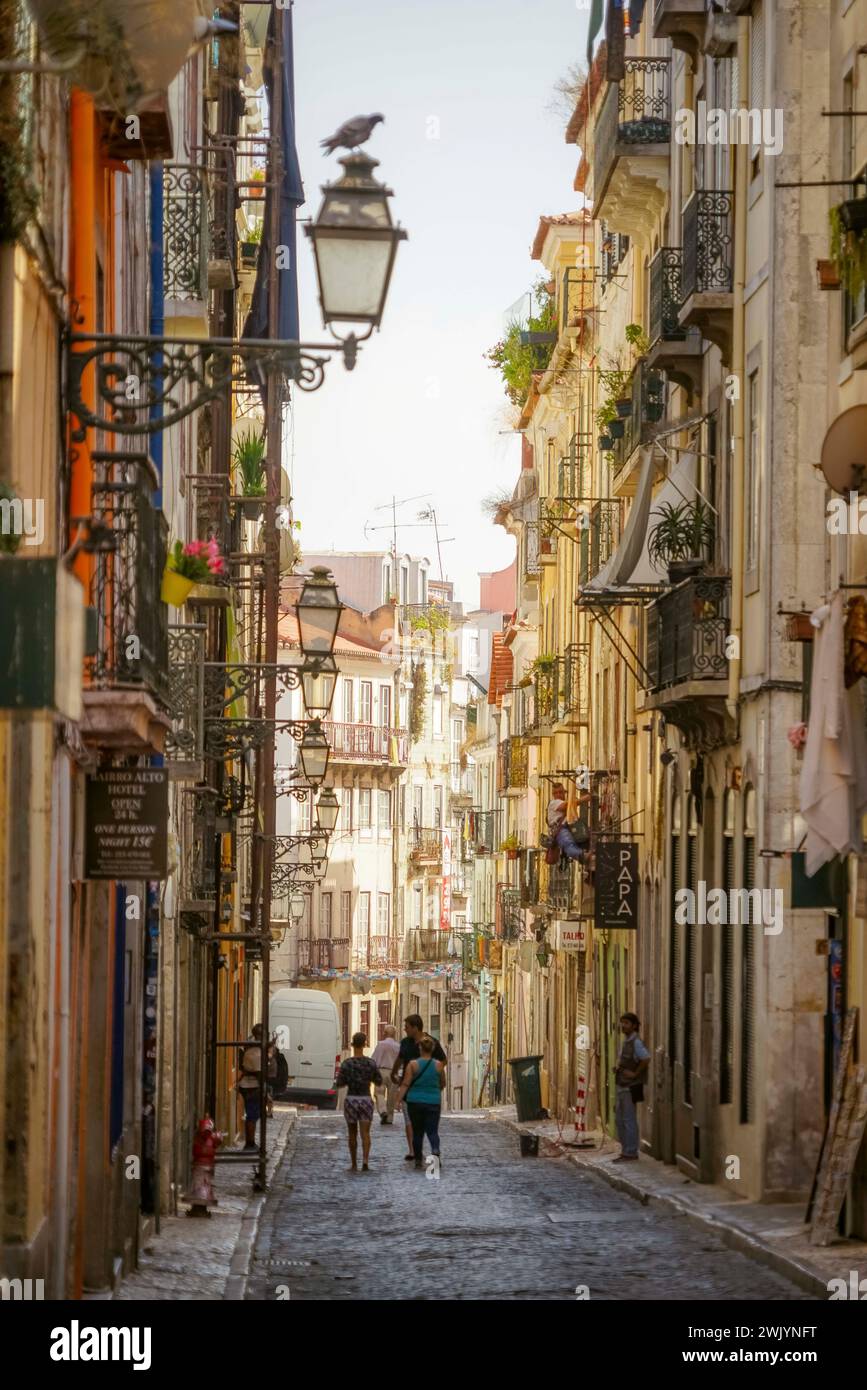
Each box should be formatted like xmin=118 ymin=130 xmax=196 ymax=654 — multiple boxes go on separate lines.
xmin=289 ymin=894 xmax=307 ymax=924
xmin=315 ymin=787 xmax=340 ymax=835
xmin=310 ymin=835 xmax=329 ymax=866
xmin=301 ymin=654 xmax=338 ymax=720
xmin=306 ymin=153 xmax=407 ymax=333
xmin=299 ymin=719 xmax=330 ymax=787
xmin=296 ymin=567 xmax=343 ymax=659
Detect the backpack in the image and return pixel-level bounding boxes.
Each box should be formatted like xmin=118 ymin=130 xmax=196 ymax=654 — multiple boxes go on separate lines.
xmin=240 ymin=1044 xmax=261 ymax=1077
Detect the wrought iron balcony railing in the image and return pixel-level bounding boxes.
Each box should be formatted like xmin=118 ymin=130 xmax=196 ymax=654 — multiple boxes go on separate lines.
xmin=323 ymin=721 xmax=409 ymax=765
xmin=523 ymin=520 xmax=542 ymax=581
xmin=558 ymin=642 xmax=590 ymax=724
xmin=164 ymin=164 xmax=208 ymax=301
xmin=649 ymin=247 xmax=686 ymax=344
xmin=301 ymin=938 xmax=351 ymax=972
xmin=87 ymin=455 xmax=169 ymax=705
xmin=497 ymin=885 xmax=524 ymax=942
xmin=644 ymin=575 xmax=731 ymax=691
xmin=165 ymin=625 xmax=205 ymax=778
xmin=497 ymin=736 xmax=529 ymax=795
xmin=179 ymin=790 xmax=217 ymax=909
xmin=615 ymin=358 xmax=665 ymax=469
xmin=557 ymin=434 xmax=593 ymax=504
xmin=578 ymin=501 xmax=620 ymax=585
xmin=547 ymin=860 xmax=580 ymax=917
xmin=408 ymin=826 xmax=443 ymax=864
xmin=469 ymin=809 xmax=498 ymax=855
xmin=681 ymin=191 xmax=734 ymax=301
xmin=406 ymin=927 xmax=452 ymax=964
xmin=367 ymin=935 xmax=399 ymax=969
xmin=593 ymin=59 xmax=672 ymax=205
xmin=560 ymin=265 xmax=595 ymax=330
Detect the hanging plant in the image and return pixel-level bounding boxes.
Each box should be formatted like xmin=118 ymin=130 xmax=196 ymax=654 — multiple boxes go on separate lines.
xmin=829 ymin=204 xmax=867 ymax=300
xmin=233 ymin=429 xmax=267 ymax=497
xmin=648 ymin=500 xmax=715 ymax=582
xmin=409 ymin=661 xmax=427 ymax=742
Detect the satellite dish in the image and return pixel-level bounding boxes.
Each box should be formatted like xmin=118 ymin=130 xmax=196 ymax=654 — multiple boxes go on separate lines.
xmin=819 ymin=405 xmax=867 ymax=494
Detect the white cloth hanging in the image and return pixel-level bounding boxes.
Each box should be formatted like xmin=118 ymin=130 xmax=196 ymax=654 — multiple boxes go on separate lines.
xmin=800 ymin=592 xmax=867 ymax=875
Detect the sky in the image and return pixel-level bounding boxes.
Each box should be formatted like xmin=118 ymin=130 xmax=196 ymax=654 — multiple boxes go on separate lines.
xmin=288 ymin=0 xmax=589 ymax=609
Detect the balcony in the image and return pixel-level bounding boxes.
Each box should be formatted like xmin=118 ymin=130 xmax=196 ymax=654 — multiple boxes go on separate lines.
xmin=406 ymin=928 xmax=452 ymax=964
xmin=578 ymin=501 xmax=620 ymax=586
xmin=520 ymin=849 xmax=541 ymax=908
xmin=647 ymin=249 xmax=703 ymax=401
xmin=679 ymin=191 xmax=735 ymax=358
xmin=497 ymin=885 xmax=524 ymax=942
xmin=497 ymin=736 xmax=528 ymax=795
xmin=81 ymin=455 xmax=171 ymax=755
xmin=557 ymin=435 xmax=593 ymax=506
xmin=164 ymin=165 xmax=208 ymax=307
xmin=408 ymin=826 xmax=443 ymax=870
xmin=178 ymin=791 xmax=217 ymax=915
xmin=469 ymin=809 xmax=498 ymax=856
xmin=303 ymin=938 xmax=351 ymax=972
xmin=366 ymin=935 xmax=400 ymax=970
xmin=612 ymin=358 xmax=667 ymax=489
xmin=641 ymin=575 xmax=736 ymax=749
xmin=449 ymin=759 xmax=474 ymax=805
xmin=522 ymin=520 xmax=542 ymax=594
xmin=593 ymin=60 xmax=671 ymax=241
xmin=546 ymin=860 xmax=583 ymax=919
xmin=556 ymin=642 xmax=590 ymax=727
xmin=652 ymin=0 xmax=708 ymax=63
xmin=324 ymin=721 xmax=409 ymax=767
xmin=165 ymin=625 xmax=205 ymax=781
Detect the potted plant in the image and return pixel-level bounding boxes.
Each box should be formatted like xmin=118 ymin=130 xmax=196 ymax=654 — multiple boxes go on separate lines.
xmin=829 ymin=204 xmax=867 ymax=298
xmin=816 ymin=259 xmax=841 ymax=291
xmin=614 ymin=397 xmax=633 ymax=418
xmin=500 ymin=834 xmax=520 ymax=861
xmin=838 ymin=196 xmax=867 ymax=234
xmin=598 ymin=431 xmax=614 ymax=450
xmin=161 ymin=538 xmax=226 ymax=606
xmin=608 ymin=417 xmax=625 ymax=440
xmin=239 ymin=220 xmax=263 ymax=270
xmin=233 ymin=429 xmax=267 ymax=519
xmin=648 ymin=499 xmax=715 ymax=584
xmin=249 ymin=168 xmax=266 ymax=199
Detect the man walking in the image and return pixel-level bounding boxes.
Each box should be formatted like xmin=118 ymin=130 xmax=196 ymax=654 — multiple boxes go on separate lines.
xmin=391 ymin=1014 xmax=447 ymax=1161
xmin=612 ymin=1012 xmax=649 ymax=1163
xmin=370 ymin=1024 xmax=400 ymax=1124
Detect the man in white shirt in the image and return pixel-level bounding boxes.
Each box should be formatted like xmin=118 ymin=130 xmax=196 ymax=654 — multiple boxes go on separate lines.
xmin=370 ymin=1024 xmax=401 ymax=1124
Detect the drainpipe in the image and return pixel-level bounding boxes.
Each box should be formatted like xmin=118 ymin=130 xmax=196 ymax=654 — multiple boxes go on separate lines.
xmin=727 ymin=18 xmax=750 ymax=722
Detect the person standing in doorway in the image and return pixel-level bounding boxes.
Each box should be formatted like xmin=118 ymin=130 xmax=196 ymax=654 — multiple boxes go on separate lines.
xmin=238 ymin=1023 xmax=265 ymax=1151
xmin=396 ymin=1037 xmax=446 ymax=1170
xmin=336 ymin=1033 xmax=382 ymax=1172
xmin=612 ymin=1012 xmax=650 ymax=1163
xmin=370 ymin=1024 xmax=400 ymax=1124
xmin=391 ymin=1014 xmax=447 ymax=1161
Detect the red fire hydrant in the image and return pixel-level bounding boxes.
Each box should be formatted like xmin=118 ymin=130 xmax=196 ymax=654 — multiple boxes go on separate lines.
xmin=185 ymin=1115 xmax=222 ymax=1217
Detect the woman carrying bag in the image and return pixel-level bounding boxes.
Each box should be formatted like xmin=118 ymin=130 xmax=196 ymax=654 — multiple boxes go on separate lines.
xmin=396 ymin=1037 xmax=446 ymax=1170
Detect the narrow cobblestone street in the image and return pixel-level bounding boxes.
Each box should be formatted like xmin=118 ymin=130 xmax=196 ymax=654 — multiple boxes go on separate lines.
xmin=246 ymin=1112 xmax=812 ymax=1301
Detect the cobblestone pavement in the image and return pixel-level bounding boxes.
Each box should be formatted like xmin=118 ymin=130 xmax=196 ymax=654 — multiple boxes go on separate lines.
xmin=246 ymin=1111 xmax=814 ymax=1301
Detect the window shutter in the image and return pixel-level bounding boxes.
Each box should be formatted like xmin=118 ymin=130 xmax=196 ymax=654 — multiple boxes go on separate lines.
xmin=720 ymin=833 xmax=735 ymax=1104
xmin=669 ymin=832 xmax=681 ymax=1064
xmin=739 ymin=834 xmax=756 ymax=1123
xmin=684 ymin=832 xmax=697 ymax=1104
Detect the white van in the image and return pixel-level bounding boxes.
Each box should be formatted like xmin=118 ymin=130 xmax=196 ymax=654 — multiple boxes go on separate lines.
xmin=269 ymin=988 xmax=342 ymax=1110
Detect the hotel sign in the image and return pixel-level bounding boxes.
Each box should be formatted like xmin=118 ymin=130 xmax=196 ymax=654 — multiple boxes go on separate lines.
xmin=85 ymin=767 xmax=169 ymax=879
xmin=594 ymin=841 xmax=638 ymax=931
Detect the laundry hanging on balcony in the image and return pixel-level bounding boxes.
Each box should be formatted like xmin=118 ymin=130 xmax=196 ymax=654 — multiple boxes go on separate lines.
xmin=27 ymin=0 xmax=216 ymax=113
xmin=800 ymin=592 xmax=867 ymax=876
xmin=583 ymin=449 xmax=699 ymax=595
xmin=243 ymin=5 xmax=304 ymax=396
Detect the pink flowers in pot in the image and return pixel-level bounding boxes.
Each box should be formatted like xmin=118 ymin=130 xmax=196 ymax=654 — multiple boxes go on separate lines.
xmin=787 ymin=722 xmax=808 ymax=751
xmin=168 ymin=537 xmax=226 ymax=582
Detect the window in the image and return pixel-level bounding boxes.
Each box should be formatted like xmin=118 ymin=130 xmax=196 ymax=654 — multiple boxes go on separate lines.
xmin=430 ymin=991 xmax=442 ymax=1040
xmin=377 ymin=999 xmax=392 ymax=1043
xmin=433 ymin=693 xmax=443 ymax=736
xmin=746 ymin=369 xmax=761 ymax=572
xmin=451 ymin=719 xmax=462 ymax=767
xmin=842 ymin=72 xmax=866 ymax=335
xmin=341 ymin=890 xmax=353 ymax=938
xmin=338 ymin=786 xmax=353 ymax=832
xmin=360 ymin=1000 xmax=370 ymax=1042
xmin=341 ymin=1001 xmax=351 ymax=1051
xmin=409 ymin=994 xmax=421 ymax=1019
xmin=400 ymin=565 xmax=409 ymax=604
xmin=358 ymin=892 xmax=371 ymax=955
xmin=377 ymin=892 xmax=390 ymax=936
xmin=426 ymin=892 xmax=436 ymax=929
xmin=297 ymin=796 xmax=312 ymax=834
xmin=379 ymin=684 xmax=391 ymax=728
xmin=433 ymin=785 xmax=443 ymax=828
xmin=358 ymin=788 xmax=372 ymax=831
xmin=378 ymin=789 xmax=392 ymax=833
xmin=412 ymin=785 xmax=424 ymax=827
xmin=342 ymin=678 xmax=354 ymax=724
xmin=360 ymin=681 xmax=373 ymax=725
xmin=382 ymin=563 xmax=392 ymax=604
xmin=321 ymin=892 xmax=333 ymax=938
xmin=420 ymin=569 xmax=428 ymax=605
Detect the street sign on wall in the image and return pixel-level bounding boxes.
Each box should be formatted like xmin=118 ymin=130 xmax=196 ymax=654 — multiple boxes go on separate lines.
xmin=594 ymin=841 xmax=638 ymax=931
xmin=555 ymin=920 xmax=588 ymax=951
xmin=85 ymin=767 xmax=169 ymax=879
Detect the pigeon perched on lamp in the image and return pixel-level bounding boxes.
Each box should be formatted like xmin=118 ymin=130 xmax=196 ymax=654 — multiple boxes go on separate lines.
xmin=320 ymin=113 xmax=385 ymax=155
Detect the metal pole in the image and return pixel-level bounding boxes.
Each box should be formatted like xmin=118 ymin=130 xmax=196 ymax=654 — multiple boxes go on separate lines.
xmin=256 ymin=6 xmax=286 ymax=1192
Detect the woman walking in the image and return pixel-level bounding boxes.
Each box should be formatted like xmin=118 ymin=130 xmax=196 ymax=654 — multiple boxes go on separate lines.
xmin=336 ymin=1033 xmax=382 ymax=1173
xmin=396 ymin=1037 xmax=445 ymax=1170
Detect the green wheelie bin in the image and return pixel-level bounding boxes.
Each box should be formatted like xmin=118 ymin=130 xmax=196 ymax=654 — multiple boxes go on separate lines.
xmin=508 ymin=1054 xmax=544 ymax=1123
